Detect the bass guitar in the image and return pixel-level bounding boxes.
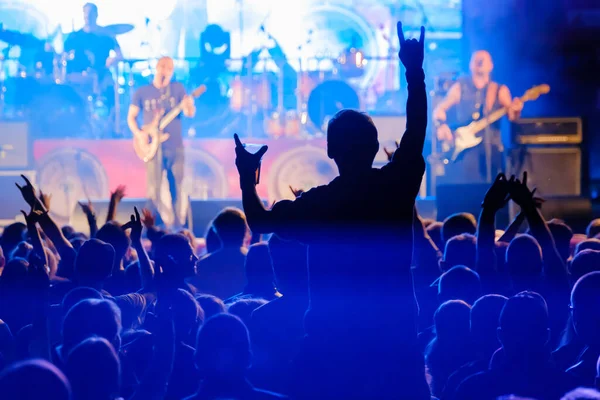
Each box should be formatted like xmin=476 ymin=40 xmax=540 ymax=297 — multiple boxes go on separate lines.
xmin=133 ymin=84 xmax=207 ymax=163
xmin=440 ymin=84 xmax=550 ymax=162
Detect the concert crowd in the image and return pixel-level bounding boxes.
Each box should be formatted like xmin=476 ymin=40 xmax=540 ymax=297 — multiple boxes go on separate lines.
xmin=0 ymin=22 xmax=599 ymax=400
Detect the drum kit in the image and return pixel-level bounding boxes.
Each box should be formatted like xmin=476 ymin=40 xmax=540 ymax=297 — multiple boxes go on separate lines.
xmin=0 ymin=22 xmax=134 ymax=138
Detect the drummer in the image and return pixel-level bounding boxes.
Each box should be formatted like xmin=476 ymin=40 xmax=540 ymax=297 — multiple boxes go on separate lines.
xmin=64 ymin=2 xmax=123 ymax=79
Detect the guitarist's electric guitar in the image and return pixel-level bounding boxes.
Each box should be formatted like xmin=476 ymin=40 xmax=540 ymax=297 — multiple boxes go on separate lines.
xmin=440 ymin=84 xmax=550 ymax=162
xmin=133 ymin=85 xmax=207 ymax=163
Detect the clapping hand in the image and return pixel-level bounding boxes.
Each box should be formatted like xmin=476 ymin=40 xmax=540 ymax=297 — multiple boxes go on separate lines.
xmin=122 ymin=207 xmax=143 ymax=245
xmin=482 ymin=173 xmax=511 ymax=212
xmin=234 ymin=133 xmax=268 ymax=187
xmin=508 ymin=172 xmax=537 ymax=209
xmin=141 ymin=208 xmax=156 ymax=229
xmin=78 ymin=198 xmax=95 ymax=218
xmin=397 ymin=21 xmax=425 ymax=71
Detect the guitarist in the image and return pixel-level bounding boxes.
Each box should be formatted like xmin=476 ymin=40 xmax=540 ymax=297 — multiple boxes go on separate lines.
xmin=127 ymin=56 xmax=196 ymax=228
xmin=433 ymin=50 xmax=523 ymax=184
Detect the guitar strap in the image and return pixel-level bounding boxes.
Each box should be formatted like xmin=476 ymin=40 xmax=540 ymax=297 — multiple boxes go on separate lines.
xmin=484 ymin=82 xmax=499 ymax=114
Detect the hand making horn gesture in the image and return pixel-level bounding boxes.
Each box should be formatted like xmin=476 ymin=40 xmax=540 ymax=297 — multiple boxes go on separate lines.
xmin=234 ymin=133 xmax=268 ymax=188
xmin=397 ymin=21 xmax=425 ymax=71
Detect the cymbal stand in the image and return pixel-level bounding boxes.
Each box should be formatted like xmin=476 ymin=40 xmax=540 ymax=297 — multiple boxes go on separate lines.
xmin=0 ymin=51 xmax=6 ymax=118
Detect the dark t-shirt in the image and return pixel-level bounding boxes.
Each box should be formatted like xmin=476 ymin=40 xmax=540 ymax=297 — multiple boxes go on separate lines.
xmin=132 ymin=82 xmax=187 ymax=150
xmin=64 ymin=30 xmax=117 ymax=76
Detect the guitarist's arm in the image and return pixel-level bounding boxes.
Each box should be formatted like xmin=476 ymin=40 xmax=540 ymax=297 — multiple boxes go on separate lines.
xmin=181 ymin=95 xmax=196 ymax=118
xmin=127 ymin=104 xmax=145 ymax=137
xmin=498 ymin=85 xmax=523 ymax=121
xmin=433 ymin=82 xmax=461 ymax=142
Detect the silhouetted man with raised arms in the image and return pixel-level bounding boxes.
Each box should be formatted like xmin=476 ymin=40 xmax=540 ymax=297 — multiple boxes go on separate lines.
xmin=234 ymin=22 xmax=429 ymax=399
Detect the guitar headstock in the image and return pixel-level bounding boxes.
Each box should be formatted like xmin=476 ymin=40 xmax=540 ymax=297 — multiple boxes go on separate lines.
xmin=191 ymin=85 xmax=207 ymax=98
xmin=522 ymin=84 xmax=550 ymax=101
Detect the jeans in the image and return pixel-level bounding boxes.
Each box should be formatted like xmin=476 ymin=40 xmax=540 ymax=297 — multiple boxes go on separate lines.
xmin=146 ymin=145 xmax=185 ymax=229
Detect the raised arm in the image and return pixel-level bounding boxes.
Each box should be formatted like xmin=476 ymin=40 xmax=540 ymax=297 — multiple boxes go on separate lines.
xmin=123 ymin=207 xmax=154 ymax=291
xmin=477 ymin=174 xmax=510 ymax=279
xmin=106 ymin=185 xmax=126 ymax=223
xmin=509 ymin=172 xmax=567 ymax=282
xmin=393 ymin=23 xmax=427 ymax=166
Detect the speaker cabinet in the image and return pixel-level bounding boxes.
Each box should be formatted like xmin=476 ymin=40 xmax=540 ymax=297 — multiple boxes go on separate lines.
xmin=506 ymin=146 xmax=581 ymax=197
xmin=0 ymin=122 xmax=32 ymax=169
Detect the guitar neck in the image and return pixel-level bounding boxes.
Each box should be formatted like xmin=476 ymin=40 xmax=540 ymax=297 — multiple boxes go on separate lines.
xmin=158 ymin=103 xmax=184 ymax=131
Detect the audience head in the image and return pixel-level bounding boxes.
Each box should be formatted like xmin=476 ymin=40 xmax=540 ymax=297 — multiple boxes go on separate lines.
xmin=155 ymin=234 xmax=198 ymax=280
xmin=268 ymin=234 xmax=308 ymax=296
xmin=0 ymin=258 xmax=28 ymax=288
xmin=70 ymin=237 xmax=87 ymax=252
xmin=440 ymin=234 xmax=477 ymax=271
xmin=75 ymin=239 xmax=115 ymax=286
xmin=570 ymin=250 xmax=600 ymax=284
xmin=547 ymin=219 xmax=574 ymax=262
xmin=1 ymin=222 xmax=26 ymax=256
xmin=205 ymin=224 xmax=222 ymax=254
xmin=66 ymin=337 xmax=120 ymax=400
xmin=442 ymin=213 xmax=477 ymax=244
xmin=326 ymin=109 xmax=379 ymax=171
xmin=9 ymin=241 xmax=33 ymax=261
xmin=471 ymin=294 xmax=508 ymax=354
xmin=587 ymin=219 xmax=600 ymax=239
xmin=0 ymin=359 xmax=71 ymax=400
xmin=438 ymin=265 xmax=481 ymax=305
xmin=576 ymin=239 xmax=600 ymax=255
xmin=61 ymin=225 xmax=77 ymax=240
xmin=498 ymin=291 xmax=549 ymax=360
xmin=228 ymin=298 xmax=268 ymax=327
xmin=62 ymin=299 xmax=122 ymax=356
xmin=212 ymin=208 xmax=249 ymax=248
xmin=195 ymin=313 xmax=251 ymax=379
xmin=61 ymin=287 xmax=104 ymax=317
xmin=570 ymin=272 xmax=600 ymax=347
xmin=434 ymin=300 xmax=471 ymax=341
xmin=506 ymin=234 xmax=543 ymax=280
xmin=169 ymin=289 xmax=204 ymax=341
xmin=111 ymin=293 xmax=146 ymax=332
xmin=195 ymin=294 xmax=226 ymax=319
xmin=96 ymin=222 xmax=131 ymax=267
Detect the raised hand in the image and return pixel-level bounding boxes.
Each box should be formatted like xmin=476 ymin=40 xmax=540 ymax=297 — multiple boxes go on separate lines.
xmin=141 ymin=208 xmax=156 ymax=229
xmin=20 ymin=208 xmax=45 ymax=226
xmin=397 ymin=21 xmax=425 ymax=71
xmin=122 ymin=207 xmax=143 ymax=245
xmin=78 ymin=199 xmax=95 ymax=218
xmin=38 ymin=190 xmax=52 ymax=211
xmin=289 ymin=186 xmax=304 ymax=199
xmin=482 ymin=173 xmax=511 ymax=212
xmin=110 ymin=185 xmax=127 ymax=203
xmin=508 ymin=172 xmax=536 ymax=208
xmin=383 ymin=141 xmax=401 ymax=162
xmin=234 ymin=133 xmax=268 ymax=187
xmin=15 ymin=175 xmax=38 ymax=208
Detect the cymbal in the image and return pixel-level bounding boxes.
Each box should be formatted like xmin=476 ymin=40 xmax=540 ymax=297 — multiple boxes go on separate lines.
xmin=100 ymin=24 xmax=134 ymax=36
xmin=0 ymin=28 xmax=44 ymax=48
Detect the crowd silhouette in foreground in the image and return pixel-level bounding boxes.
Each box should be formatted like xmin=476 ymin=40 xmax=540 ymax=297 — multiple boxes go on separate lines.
xmin=0 ymin=22 xmax=599 ymax=400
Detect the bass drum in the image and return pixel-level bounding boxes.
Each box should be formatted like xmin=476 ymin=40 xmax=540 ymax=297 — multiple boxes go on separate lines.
xmin=307 ymin=80 xmax=360 ymax=133
xmin=28 ymin=84 xmax=88 ymax=138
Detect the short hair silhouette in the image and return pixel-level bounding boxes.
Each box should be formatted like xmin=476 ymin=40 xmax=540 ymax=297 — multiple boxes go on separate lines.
xmin=570 ymin=250 xmax=600 ymax=283
xmin=586 ymin=218 xmax=600 ymax=238
xmin=0 ymin=222 xmax=26 ymax=256
xmin=268 ymin=234 xmax=308 ymax=294
xmin=96 ymin=222 xmax=131 ymax=266
xmin=155 ymin=234 xmax=197 ymax=279
xmin=441 ymin=234 xmax=477 ymax=271
xmin=62 ymin=299 xmax=122 ymax=355
xmin=212 ymin=208 xmax=248 ymax=247
xmin=438 ymin=265 xmax=482 ymax=305
xmin=506 ymin=234 xmax=543 ymax=277
xmin=0 ymin=359 xmax=71 ymax=400
xmin=170 ymin=289 xmax=204 ymax=338
xmin=426 ymin=221 xmax=444 ymax=252
xmin=326 ymin=109 xmax=379 ymax=168
xmin=61 ymin=286 xmax=104 ymax=316
xmin=75 ymin=239 xmax=115 ymax=283
xmin=195 ymin=313 xmax=251 ymax=377
xmin=575 ymin=239 xmax=600 ymax=255
xmin=498 ymin=291 xmax=549 ymax=359
xmin=67 ymin=337 xmax=120 ymax=400
xmin=244 ymin=243 xmax=276 ymax=292
xmin=570 ymin=272 xmax=600 ymax=347
xmin=195 ymin=294 xmax=226 ymax=319
xmin=442 ymin=213 xmax=477 ymax=244
xmin=228 ymin=298 xmax=268 ymax=327
xmin=434 ymin=300 xmax=471 ymax=340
